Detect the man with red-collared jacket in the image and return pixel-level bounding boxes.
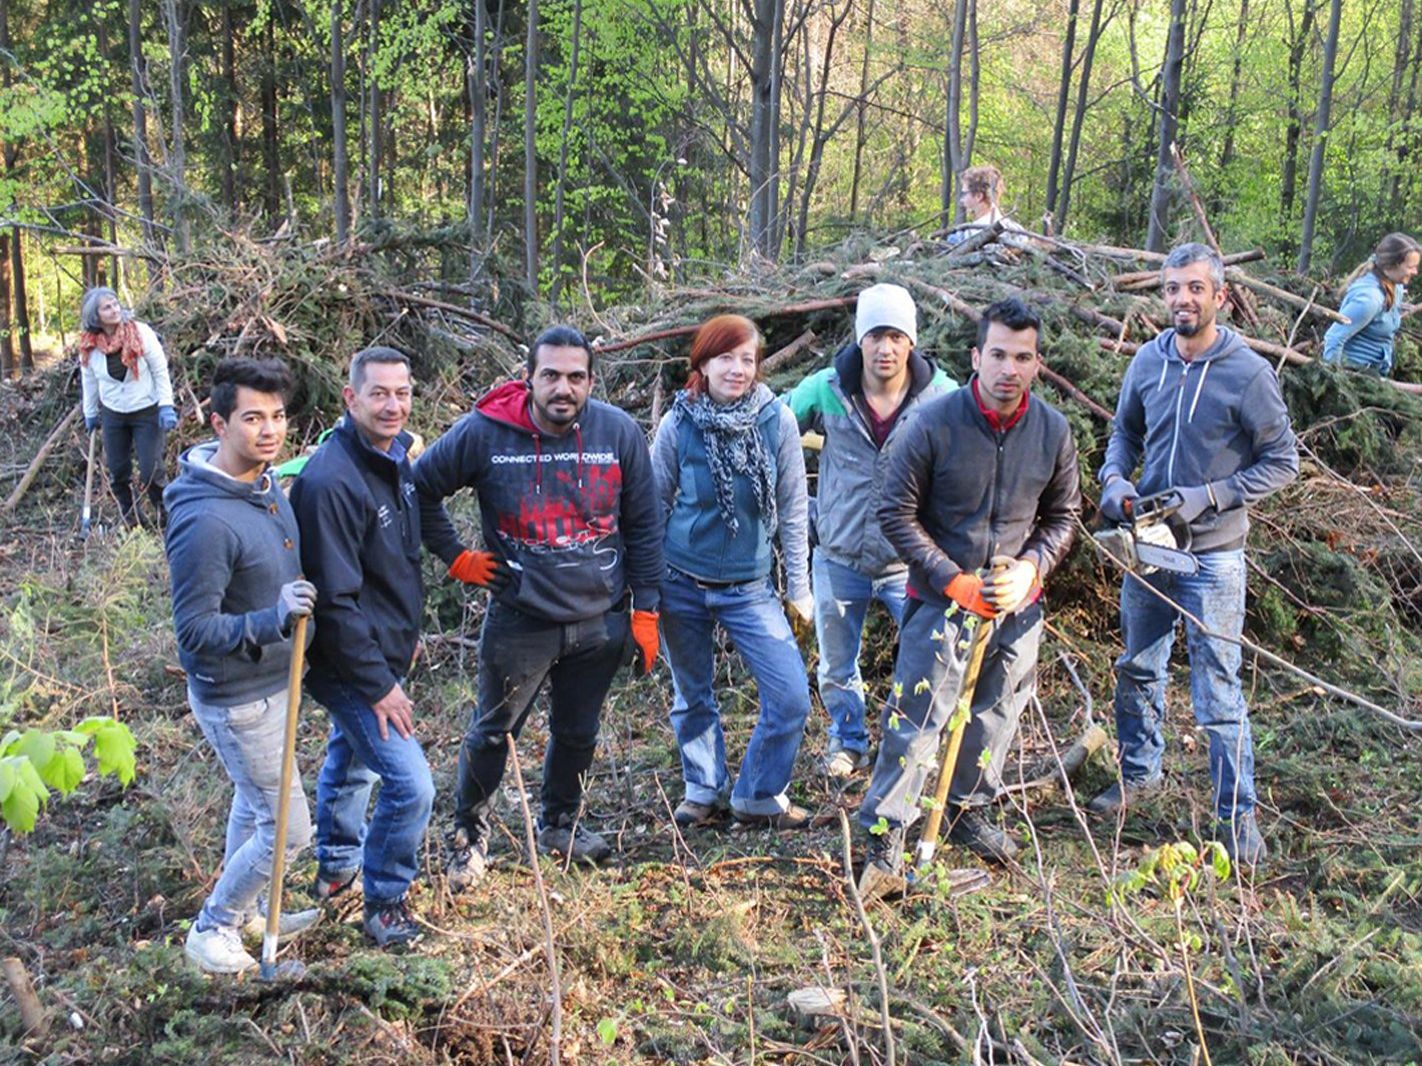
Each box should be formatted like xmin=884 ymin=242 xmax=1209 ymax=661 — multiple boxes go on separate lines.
xmin=857 ymin=298 xmax=1080 ymax=890
xmin=414 ymin=325 xmax=664 ymax=890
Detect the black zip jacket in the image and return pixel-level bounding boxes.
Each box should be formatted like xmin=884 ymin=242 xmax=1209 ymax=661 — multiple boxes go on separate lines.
xmin=878 ymin=379 xmax=1081 ymax=600
xmin=289 ymin=417 xmax=425 ymax=705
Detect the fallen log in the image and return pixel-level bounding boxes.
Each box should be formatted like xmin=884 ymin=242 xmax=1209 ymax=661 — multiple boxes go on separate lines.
xmin=1111 ymin=248 xmax=1267 ymax=289
xmin=2 ymin=956 xmax=49 ymax=1039
xmin=382 ymin=290 xmax=522 ymax=342
xmin=597 ymin=296 xmax=857 ymax=354
xmin=1225 ymin=269 xmax=1349 ymax=325
xmin=3 ymin=405 xmax=81 ymax=515
xmin=944 ymin=219 xmax=1005 ymax=258
xmin=762 ymin=328 xmax=819 ymax=375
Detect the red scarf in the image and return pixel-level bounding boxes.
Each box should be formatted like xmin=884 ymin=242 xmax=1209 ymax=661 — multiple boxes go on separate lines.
xmin=79 ymin=320 xmax=144 ymax=380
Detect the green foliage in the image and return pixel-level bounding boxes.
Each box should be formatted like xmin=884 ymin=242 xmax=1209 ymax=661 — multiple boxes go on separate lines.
xmin=337 ymin=954 xmax=453 ymax=1021
xmin=0 ymin=718 xmax=136 ymax=833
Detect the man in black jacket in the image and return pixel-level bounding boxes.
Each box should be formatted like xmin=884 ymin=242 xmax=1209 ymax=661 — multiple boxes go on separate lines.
xmin=414 ymin=325 xmax=664 ymax=891
xmin=857 ymin=298 xmax=1081 ymax=888
xmin=289 ymin=346 xmax=436 ymax=948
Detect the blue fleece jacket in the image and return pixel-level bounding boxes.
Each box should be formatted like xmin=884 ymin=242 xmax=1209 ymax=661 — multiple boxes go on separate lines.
xmin=1100 ymin=327 xmax=1299 ymax=552
xmin=1322 ymin=272 xmax=1404 ymax=375
xmin=164 ymin=442 xmax=310 ymax=705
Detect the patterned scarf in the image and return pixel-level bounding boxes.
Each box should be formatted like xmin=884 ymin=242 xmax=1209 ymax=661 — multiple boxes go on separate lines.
xmin=676 ymin=388 xmax=777 ymax=537
xmin=79 ymin=319 xmax=144 ymax=379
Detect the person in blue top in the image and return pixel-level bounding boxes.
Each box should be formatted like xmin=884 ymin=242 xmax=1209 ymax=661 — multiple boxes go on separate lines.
xmin=652 ymin=314 xmax=815 ymax=830
xmin=1322 ymin=232 xmax=1420 ymax=377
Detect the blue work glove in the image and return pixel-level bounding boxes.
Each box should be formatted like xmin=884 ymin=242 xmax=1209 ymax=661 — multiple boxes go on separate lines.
xmin=1172 ymin=484 xmax=1216 ymax=524
xmin=84 ymin=415 xmax=100 ymax=434
xmin=1099 ymin=477 xmax=1138 ymax=524
xmin=158 ymin=405 xmax=178 ymax=432
xmin=276 ymin=579 xmax=317 ymax=635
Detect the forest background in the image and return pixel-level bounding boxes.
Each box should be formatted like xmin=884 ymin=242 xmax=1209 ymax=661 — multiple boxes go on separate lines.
xmin=2 ymin=1 xmax=1422 ymax=1064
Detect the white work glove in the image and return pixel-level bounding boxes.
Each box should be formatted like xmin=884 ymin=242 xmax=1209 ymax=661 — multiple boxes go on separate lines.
xmin=276 ymin=579 xmax=317 ymax=634
xmin=982 ymin=556 xmax=1038 ymax=615
xmin=788 ymin=594 xmax=815 ymax=626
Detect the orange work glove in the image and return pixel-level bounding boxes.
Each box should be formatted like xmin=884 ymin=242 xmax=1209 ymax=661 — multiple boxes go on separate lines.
xmin=448 ymin=549 xmax=512 ymax=590
xmin=944 ymin=572 xmax=997 ymax=619
xmin=630 ymin=609 xmax=661 ymax=676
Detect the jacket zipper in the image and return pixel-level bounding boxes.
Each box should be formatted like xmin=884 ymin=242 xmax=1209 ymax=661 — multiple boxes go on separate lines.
xmin=1166 ymin=358 xmax=1191 ymax=486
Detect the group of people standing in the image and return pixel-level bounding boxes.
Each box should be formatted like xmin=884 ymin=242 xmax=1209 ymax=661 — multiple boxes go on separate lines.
xmin=145 ymin=237 xmax=1301 ymax=976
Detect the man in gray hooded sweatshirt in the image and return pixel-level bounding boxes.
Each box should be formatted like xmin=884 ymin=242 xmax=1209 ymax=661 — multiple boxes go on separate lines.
xmin=165 ymin=357 xmax=319 ymax=973
xmin=1093 ymin=242 xmax=1298 ymax=867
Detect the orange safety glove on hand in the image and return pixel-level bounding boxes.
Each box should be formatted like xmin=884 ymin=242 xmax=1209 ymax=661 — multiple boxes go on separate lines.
xmin=448 ymin=549 xmax=512 ymax=590
xmin=630 ymin=610 xmax=661 ymax=676
xmin=944 ymin=572 xmax=997 ymax=619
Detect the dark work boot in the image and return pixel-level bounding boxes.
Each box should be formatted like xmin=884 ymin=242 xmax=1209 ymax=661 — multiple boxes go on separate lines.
xmin=947 ymin=805 xmax=1019 ymax=864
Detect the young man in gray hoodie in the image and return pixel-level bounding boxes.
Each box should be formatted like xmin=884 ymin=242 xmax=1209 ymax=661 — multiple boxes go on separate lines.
xmin=164 ymin=358 xmax=319 ymax=973
xmin=1094 ymin=242 xmax=1299 ymax=867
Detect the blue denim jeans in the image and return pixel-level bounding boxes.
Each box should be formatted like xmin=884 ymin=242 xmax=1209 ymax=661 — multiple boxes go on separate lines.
xmin=660 ymin=567 xmax=812 ymax=816
xmin=454 ymin=601 xmax=628 ymax=836
xmin=1113 ymin=549 xmax=1256 ymax=819
xmin=187 ymin=685 xmax=312 ymax=931
xmin=307 ymin=674 xmax=435 ymax=905
xmin=812 ymin=552 xmax=908 ymax=755
xmin=858 ymin=597 xmax=1042 ymax=831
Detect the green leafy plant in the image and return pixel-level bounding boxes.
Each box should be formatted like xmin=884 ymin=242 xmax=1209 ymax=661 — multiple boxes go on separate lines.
xmin=0 ymin=719 xmax=137 ymax=833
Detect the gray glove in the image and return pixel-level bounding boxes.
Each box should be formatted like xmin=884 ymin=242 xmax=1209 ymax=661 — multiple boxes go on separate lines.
xmin=276 ymin=580 xmax=317 ymax=634
xmin=1172 ymin=484 xmax=1215 ymax=524
xmin=1099 ymin=477 xmax=1138 ymax=524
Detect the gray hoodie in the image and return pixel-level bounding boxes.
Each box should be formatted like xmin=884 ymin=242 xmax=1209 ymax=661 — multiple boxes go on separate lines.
xmin=1100 ymin=327 xmax=1298 ymax=552
xmin=164 ymin=442 xmax=310 ymax=705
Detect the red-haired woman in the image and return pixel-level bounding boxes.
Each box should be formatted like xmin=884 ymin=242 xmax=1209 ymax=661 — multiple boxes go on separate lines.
xmin=651 ymin=314 xmax=814 ymax=830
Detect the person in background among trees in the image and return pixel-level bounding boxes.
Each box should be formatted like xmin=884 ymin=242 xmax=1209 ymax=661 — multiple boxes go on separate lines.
xmin=164 ymin=357 xmax=320 ymax=974
xmin=1094 ymin=242 xmax=1299 ymax=868
xmin=413 ymin=325 xmax=664 ymax=889
xmin=1322 ymin=232 xmax=1421 ymax=377
xmin=785 ymin=284 xmax=956 ymax=780
xmin=857 ymin=298 xmax=1080 ymax=888
xmin=947 ymin=165 xmax=1028 ymax=244
xmin=653 ymin=314 xmax=816 ymax=830
xmin=78 ymin=286 xmax=177 ymax=528
xmin=289 ymin=347 xmax=436 ymax=950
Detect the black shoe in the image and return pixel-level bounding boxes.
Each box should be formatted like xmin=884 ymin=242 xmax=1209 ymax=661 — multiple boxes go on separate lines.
xmin=731 ymin=803 xmax=812 ymax=830
xmin=947 ymin=805 xmax=1019 ymax=864
xmin=1086 ymin=774 xmax=1165 ymax=816
xmin=363 ymin=898 xmax=423 ymax=948
xmin=858 ymin=825 xmax=908 ymax=901
xmin=446 ymin=826 xmax=490 ymax=892
xmin=1215 ymin=811 xmax=1267 ymax=869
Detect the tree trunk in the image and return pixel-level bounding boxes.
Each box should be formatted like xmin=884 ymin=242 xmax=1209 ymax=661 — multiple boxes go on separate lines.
xmin=484 ymin=0 xmax=509 ymax=245
xmin=747 ymin=0 xmax=785 ymax=260
xmin=367 ymin=0 xmax=382 ymax=218
xmin=0 ymin=232 xmax=13 ymax=379
xmin=1280 ymin=0 xmax=1317 ymax=220
xmin=549 ymin=0 xmax=583 ymax=303
xmin=1056 ymin=0 xmax=1106 ymax=229
xmin=220 ymin=0 xmax=238 ymax=214
xmin=964 ymin=0 xmax=979 ymax=166
xmin=1044 ymin=0 xmax=1082 ymax=222
xmin=524 ymin=0 xmax=539 ymax=293
xmin=1385 ymin=0 xmax=1416 ymax=213
xmin=468 ymin=0 xmax=487 ymax=279
xmin=10 ymin=231 xmax=32 ymax=370
xmin=1144 ymin=0 xmax=1186 ymax=252
xmin=261 ymin=9 xmax=281 ymax=223
xmin=129 ymin=0 xmax=157 ymax=260
xmin=164 ymin=0 xmax=189 ymax=252
xmin=96 ymin=15 xmax=121 ymax=286
xmin=942 ymin=0 xmax=969 ymax=226
xmin=794 ymin=1 xmax=850 ymax=258
xmin=1218 ymin=0 xmax=1249 ymax=170
xmin=848 ymin=0 xmax=875 ymax=221
xmin=331 ymin=0 xmax=351 ymax=243
xmin=1297 ymin=0 xmax=1342 ymax=273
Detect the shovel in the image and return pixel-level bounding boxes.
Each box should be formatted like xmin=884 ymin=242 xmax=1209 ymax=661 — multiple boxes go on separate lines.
xmin=260 ymin=613 xmax=308 ymax=982
xmin=80 ymin=430 xmax=100 ymax=539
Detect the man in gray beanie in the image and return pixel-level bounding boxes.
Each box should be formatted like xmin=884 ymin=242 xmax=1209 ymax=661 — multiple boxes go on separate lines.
xmin=786 ymin=283 xmax=957 ymax=778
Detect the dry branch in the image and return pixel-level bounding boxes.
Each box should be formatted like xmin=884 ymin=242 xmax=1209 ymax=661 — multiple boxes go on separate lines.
xmin=3 ymin=405 xmax=80 ymax=514
xmin=2 ymin=956 xmax=49 ymax=1039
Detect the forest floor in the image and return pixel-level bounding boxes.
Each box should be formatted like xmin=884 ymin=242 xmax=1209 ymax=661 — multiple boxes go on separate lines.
xmin=2 ymin=241 xmax=1422 ymax=1063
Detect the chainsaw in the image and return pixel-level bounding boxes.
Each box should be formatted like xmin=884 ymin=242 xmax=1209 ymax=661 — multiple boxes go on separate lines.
xmin=1093 ymin=489 xmax=1199 ymax=575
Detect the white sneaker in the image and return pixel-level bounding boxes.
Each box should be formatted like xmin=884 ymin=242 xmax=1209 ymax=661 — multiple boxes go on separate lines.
xmin=242 ymin=906 xmax=323 ymax=943
xmin=185 ymin=923 xmax=258 ymax=974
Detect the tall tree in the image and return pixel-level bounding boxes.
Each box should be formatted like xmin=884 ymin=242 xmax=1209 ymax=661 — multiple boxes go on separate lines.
xmin=1055 ymin=0 xmax=1110 ymax=230
xmin=1144 ymin=0 xmax=1186 ymax=252
xmin=1280 ymin=0 xmax=1317 ymax=221
xmin=941 ymin=0 xmax=971 ymax=225
xmin=164 ymin=0 xmax=190 ymax=251
xmin=331 ymin=0 xmax=351 ymax=243
xmin=129 ymin=0 xmax=158 ymax=255
xmin=747 ymin=0 xmax=785 ymax=259
xmin=260 ymin=9 xmax=281 ymax=223
xmin=549 ymin=0 xmax=583 ymax=302
xmin=524 ymin=0 xmax=538 ymax=292
xmin=366 ymin=0 xmax=382 ymax=218
xmin=1217 ymin=0 xmax=1250 ymax=170
xmin=219 ymin=0 xmax=238 ymax=214
xmin=1045 ymin=0 xmax=1083 ymax=227
xmin=0 ymin=232 xmax=11 ymax=379
xmin=0 ymin=0 xmax=31 ymax=370
xmin=1297 ymin=0 xmax=1342 ymax=272
xmin=468 ymin=0 xmax=487 ymax=278
xmin=848 ymin=0 xmax=876 ymax=221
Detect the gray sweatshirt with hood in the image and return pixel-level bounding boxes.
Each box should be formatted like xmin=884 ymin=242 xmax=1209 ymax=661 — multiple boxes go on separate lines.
xmin=1099 ymin=327 xmax=1298 ymax=553
xmin=164 ymin=441 xmax=310 ymax=705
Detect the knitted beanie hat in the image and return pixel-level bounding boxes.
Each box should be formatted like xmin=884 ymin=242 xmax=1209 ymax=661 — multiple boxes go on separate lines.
xmin=855 ymin=283 xmax=918 ymax=346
